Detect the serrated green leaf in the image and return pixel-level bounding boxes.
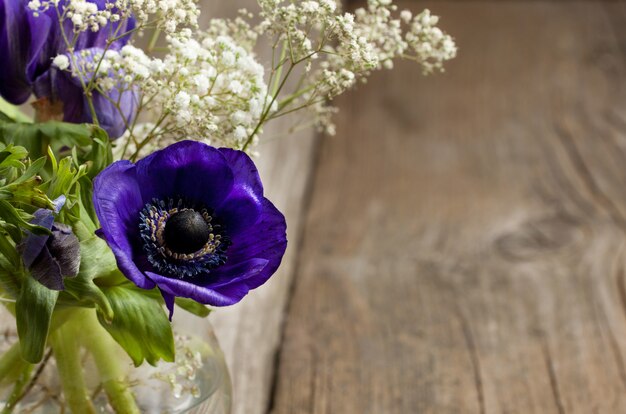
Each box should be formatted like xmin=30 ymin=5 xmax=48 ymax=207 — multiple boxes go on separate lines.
xmin=10 ymin=157 xmax=46 ymax=185
xmin=4 ymin=177 xmax=54 ymax=211
xmin=98 ymin=285 xmax=175 ymax=366
xmin=0 ymin=145 xmax=27 ymax=170
xmin=16 ymin=276 xmax=59 ymax=363
xmin=47 ymin=156 xmax=85 ymax=200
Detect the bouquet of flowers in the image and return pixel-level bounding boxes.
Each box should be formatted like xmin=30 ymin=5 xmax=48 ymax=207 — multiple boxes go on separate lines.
xmin=0 ymin=0 xmax=455 ymax=411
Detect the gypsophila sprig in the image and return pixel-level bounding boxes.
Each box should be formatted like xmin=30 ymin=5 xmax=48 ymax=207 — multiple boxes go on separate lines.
xmin=28 ymin=0 xmax=199 ymax=36
xmin=90 ymin=33 xmax=269 ymax=158
xmin=247 ymin=0 xmax=457 ymax=137
xmin=14 ymin=0 xmax=455 ymax=153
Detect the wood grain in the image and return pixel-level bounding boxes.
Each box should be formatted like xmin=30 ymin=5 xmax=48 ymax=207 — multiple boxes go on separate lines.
xmin=271 ymin=2 xmax=626 ymax=413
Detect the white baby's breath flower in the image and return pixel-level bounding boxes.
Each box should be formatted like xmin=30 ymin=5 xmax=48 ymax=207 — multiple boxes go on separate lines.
xmin=174 ymin=91 xmax=191 ymax=109
xmin=400 ymin=10 xmax=412 ymax=23
xmin=233 ymin=126 xmax=247 ymax=140
xmin=52 ymin=55 xmax=70 ymax=70
xmin=27 ymin=0 xmax=41 ymax=11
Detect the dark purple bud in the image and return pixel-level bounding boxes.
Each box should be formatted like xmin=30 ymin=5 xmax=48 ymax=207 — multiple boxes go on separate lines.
xmin=19 ymin=196 xmax=80 ymax=291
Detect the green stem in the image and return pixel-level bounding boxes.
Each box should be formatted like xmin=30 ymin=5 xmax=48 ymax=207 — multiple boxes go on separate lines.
xmin=0 ymin=361 xmax=33 ymax=414
xmin=0 ymin=233 xmax=20 ymax=268
xmin=80 ymin=310 xmax=140 ymax=414
xmin=0 ymin=343 xmax=25 ymax=385
xmin=49 ymin=321 xmax=97 ymax=414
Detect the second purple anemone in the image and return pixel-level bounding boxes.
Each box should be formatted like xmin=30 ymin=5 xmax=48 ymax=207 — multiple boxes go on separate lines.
xmin=0 ymin=0 xmax=136 ymax=138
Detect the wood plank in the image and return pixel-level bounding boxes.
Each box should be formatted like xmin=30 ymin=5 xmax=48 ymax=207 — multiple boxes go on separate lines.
xmin=202 ymin=131 xmax=317 ymax=414
xmin=271 ymin=2 xmax=626 ymax=413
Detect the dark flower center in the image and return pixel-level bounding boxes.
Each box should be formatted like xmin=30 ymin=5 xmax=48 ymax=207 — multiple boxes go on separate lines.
xmin=164 ymin=210 xmax=211 ymax=254
xmin=138 ymin=198 xmax=231 ymax=280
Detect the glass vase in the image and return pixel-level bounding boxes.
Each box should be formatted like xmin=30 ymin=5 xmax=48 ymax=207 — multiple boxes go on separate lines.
xmin=0 ymin=305 xmax=231 ymax=413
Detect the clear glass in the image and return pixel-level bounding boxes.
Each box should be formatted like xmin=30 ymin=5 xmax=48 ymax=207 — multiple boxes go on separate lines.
xmin=0 ymin=306 xmax=231 ymax=414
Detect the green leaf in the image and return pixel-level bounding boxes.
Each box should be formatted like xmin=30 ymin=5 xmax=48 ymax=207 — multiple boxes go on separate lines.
xmin=0 ymin=121 xmax=110 ymax=179
xmin=4 ymin=176 xmax=54 ymax=211
xmin=0 ymin=201 xmax=50 ymax=239
xmin=129 ymin=286 xmax=211 ymax=318
xmin=76 ymin=235 xmax=117 ymax=279
xmin=175 ymin=297 xmax=211 ymax=318
xmin=0 ymin=97 xmax=32 ymax=123
xmin=15 ymin=276 xmax=59 ymax=363
xmin=10 ymin=156 xmax=46 ymax=185
xmin=0 ymin=253 xmax=20 ymax=298
xmin=46 ymin=156 xmax=87 ymax=200
xmin=0 ymin=145 xmax=27 ymax=170
xmin=84 ymin=129 xmax=113 ymax=178
xmin=62 ymin=278 xmax=114 ymax=322
xmin=0 ymin=122 xmax=92 ymax=161
xmin=98 ymin=285 xmax=175 ymax=366
xmin=60 ymin=236 xmax=116 ymax=321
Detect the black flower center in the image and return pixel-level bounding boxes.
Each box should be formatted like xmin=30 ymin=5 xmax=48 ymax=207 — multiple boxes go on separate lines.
xmin=138 ymin=198 xmax=231 ymax=280
xmin=164 ymin=210 xmax=211 ymax=254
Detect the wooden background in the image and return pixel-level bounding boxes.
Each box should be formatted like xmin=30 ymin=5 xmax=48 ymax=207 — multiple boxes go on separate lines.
xmin=200 ymin=0 xmax=626 ymax=413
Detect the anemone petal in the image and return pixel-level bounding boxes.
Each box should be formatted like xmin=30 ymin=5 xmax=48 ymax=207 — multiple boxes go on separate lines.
xmin=218 ymin=148 xmax=264 ymax=195
xmin=93 ymin=161 xmax=155 ymax=289
xmin=136 ymin=141 xmax=235 ymax=208
xmin=29 ymin=246 xmax=64 ymax=291
xmin=0 ymin=0 xmax=39 ymax=103
xmin=220 ymin=198 xmax=287 ymax=290
xmin=147 ymin=257 xmax=268 ymax=306
xmin=20 ymin=209 xmax=54 ymax=268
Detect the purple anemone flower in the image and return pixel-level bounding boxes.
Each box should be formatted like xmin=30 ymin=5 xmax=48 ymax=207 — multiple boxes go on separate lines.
xmin=0 ymin=0 xmax=136 ymax=138
xmin=93 ymin=141 xmax=288 ymax=316
xmin=34 ymin=47 xmax=139 ymax=139
xmin=19 ymin=196 xmax=81 ymax=290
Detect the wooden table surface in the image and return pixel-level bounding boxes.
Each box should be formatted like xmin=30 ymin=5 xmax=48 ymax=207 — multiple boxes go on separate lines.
xmin=200 ymin=1 xmax=626 ymax=413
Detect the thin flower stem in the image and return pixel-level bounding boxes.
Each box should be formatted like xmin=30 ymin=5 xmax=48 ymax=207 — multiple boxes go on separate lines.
xmin=0 ymin=342 xmax=24 ymax=384
xmin=276 ymin=83 xmax=317 ymax=112
xmin=147 ymin=27 xmax=162 ymax=52
xmin=54 ymin=5 xmax=99 ymax=127
xmin=242 ymin=62 xmax=294 ymax=152
xmin=49 ymin=323 xmax=97 ymax=414
xmin=79 ymin=309 xmax=141 ymax=414
xmin=268 ymin=96 xmax=325 ymax=121
xmin=0 ymin=360 xmax=34 ymax=414
xmin=242 ymin=41 xmax=326 ymax=152
xmin=130 ymin=110 xmax=171 ymax=161
xmin=271 ymin=41 xmax=289 ymax=97
xmin=2 ymin=349 xmax=53 ymax=413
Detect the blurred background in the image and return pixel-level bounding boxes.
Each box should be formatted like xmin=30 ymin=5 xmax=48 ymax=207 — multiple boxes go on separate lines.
xmin=200 ymin=1 xmax=626 ymax=413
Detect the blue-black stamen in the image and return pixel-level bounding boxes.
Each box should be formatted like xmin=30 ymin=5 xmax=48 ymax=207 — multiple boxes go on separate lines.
xmin=138 ymin=197 xmax=231 ymax=280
